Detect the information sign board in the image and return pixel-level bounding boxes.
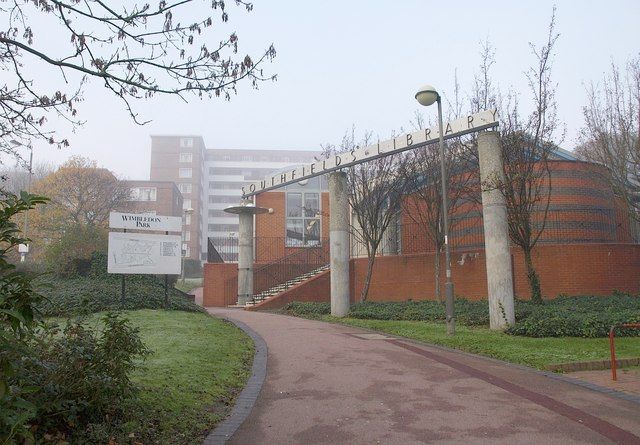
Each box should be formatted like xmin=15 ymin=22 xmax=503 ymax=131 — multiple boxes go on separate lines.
xmin=107 ymin=232 xmax=181 ymax=275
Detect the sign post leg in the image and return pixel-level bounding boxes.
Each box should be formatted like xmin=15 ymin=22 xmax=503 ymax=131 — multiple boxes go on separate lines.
xmin=121 ymin=275 xmax=126 ymax=308
xmin=164 ymin=274 xmax=169 ymax=309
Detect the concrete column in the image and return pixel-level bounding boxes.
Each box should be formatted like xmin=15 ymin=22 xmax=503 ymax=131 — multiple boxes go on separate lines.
xmin=329 ymin=171 xmax=350 ymax=317
xmin=237 ymin=210 xmax=254 ymax=306
xmin=477 ymin=131 xmax=515 ymax=330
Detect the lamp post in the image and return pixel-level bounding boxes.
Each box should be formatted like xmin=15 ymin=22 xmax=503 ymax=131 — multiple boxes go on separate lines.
xmin=415 ymin=84 xmax=455 ymax=335
xmin=10 ymin=140 xmax=33 ymax=262
xmin=182 ymin=207 xmax=194 ymax=284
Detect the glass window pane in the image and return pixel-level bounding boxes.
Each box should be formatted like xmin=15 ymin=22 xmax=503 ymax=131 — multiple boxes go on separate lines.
xmin=286 ymin=219 xmax=304 ymax=246
xmin=305 ymin=218 xmax=320 ymax=246
xmin=304 ymin=193 xmax=319 ymax=217
xmin=287 ymin=193 xmax=302 ymax=217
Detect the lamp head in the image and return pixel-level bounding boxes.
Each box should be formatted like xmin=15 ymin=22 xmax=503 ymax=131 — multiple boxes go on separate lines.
xmin=415 ymin=84 xmax=440 ymax=107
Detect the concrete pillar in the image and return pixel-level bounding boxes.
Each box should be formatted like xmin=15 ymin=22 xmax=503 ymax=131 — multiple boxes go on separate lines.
xmin=477 ymin=131 xmax=515 ymax=330
xmin=237 ymin=210 xmax=254 ymax=306
xmin=329 ymin=171 xmax=350 ymax=317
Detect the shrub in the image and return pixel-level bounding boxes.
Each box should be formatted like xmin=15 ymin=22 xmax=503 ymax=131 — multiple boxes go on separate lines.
xmin=506 ymin=294 xmax=640 ymax=337
xmin=283 ymin=294 xmax=640 ymax=338
xmin=5 ymin=313 xmax=149 ymax=443
xmin=44 ymin=224 xmax=108 ymax=277
xmin=0 ymin=192 xmax=48 ymax=444
xmin=283 ymin=301 xmax=331 ymax=317
xmin=35 ymin=274 xmax=204 ymax=317
xmin=35 ymin=251 xmax=204 ymax=317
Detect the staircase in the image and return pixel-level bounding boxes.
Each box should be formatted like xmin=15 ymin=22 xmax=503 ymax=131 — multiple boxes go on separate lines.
xmin=245 ymin=264 xmax=329 ymax=306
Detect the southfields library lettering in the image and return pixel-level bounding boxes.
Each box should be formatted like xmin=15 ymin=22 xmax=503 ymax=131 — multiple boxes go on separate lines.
xmin=203 ymin=110 xmax=640 ymax=330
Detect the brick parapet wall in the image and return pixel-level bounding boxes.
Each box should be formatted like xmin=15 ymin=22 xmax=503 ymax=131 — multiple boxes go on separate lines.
xmin=203 ymin=243 xmax=639 ymax=308
xmin=203 ymin=263 xmax=237 ymax=307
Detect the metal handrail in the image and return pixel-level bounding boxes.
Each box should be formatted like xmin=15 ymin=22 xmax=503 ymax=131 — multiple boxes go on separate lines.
xmin=253 ymin=238 xmax=329 ymax=295
xmin=609 ymin=323 xmax=640 ymax=381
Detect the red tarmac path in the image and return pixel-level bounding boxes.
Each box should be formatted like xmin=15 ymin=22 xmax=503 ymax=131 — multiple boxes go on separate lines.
xmin=207 ymin=308 xmax=640 ymax=444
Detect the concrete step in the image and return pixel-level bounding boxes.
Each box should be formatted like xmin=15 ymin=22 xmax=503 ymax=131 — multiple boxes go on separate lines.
xmin=246 ymin=264 xmax=330 ymax=306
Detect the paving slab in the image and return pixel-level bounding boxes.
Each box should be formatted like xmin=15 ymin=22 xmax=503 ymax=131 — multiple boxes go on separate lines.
xmin=208 ymin=308 xmax=640 ymax=445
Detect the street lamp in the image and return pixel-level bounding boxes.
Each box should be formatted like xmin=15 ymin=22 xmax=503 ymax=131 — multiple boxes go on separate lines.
xmin=415 ymin=84 xmax=455 ymax=335
xmin=182 ymin=207 xmax=195 ymax=284
xmin=10 ymin=140 xmax=33 ymax=262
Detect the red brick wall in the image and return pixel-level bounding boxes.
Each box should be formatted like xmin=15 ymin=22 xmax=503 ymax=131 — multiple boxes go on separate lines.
xmin=203 ymin=263 xmax=237 ymax=307
xmin=353 ymin=243 xmax=640 ymax=301
xmin=402 ymin=160 xmax=630 ymax=253
xmin=203 ymin=244 xmax=640 ymax=308
xmin=255 ymin=191 xmax=330 ymax=264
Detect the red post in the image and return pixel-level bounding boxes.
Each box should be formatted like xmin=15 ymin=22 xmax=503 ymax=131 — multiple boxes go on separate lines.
xmin=609 ymin=325 xmax=618 ymax=381
xmin=609 ymin=323 xmax=640 ymax=381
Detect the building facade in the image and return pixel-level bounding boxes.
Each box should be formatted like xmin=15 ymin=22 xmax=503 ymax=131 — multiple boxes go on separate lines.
xmin=203 ymin=158 xmax=640 ymax=307
xmin=149 ymin=135 xmax=320 ymax=260
xmin=121 ymin=180 xmax=184 ymax=219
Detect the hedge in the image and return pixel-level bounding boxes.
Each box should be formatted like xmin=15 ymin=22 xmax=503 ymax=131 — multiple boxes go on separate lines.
xmin=283 ymin=294 xmax=640 ymax=338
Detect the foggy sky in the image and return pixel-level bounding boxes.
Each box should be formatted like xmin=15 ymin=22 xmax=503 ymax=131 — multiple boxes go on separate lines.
xmin=14 ymin=0 xmax=640 ymax=180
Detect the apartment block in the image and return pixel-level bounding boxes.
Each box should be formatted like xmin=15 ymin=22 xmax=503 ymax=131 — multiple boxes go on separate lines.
xmin=149 ymin=135 xmax=319 ymax=261
xmin=121 ymin=180 xmax=183 ymax=219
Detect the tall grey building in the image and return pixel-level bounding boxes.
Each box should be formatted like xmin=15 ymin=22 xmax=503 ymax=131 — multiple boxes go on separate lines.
xmin=149 ymin=135 xmax=319 ymax=261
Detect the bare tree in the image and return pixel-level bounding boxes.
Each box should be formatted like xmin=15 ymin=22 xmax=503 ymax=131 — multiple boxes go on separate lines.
xmin=399 ymin=111 xmax=474 ymax=302
xmin=467 ymin=12 xmax=561 ymax=303
xmin=321 ymin=128 xmax=409 ymax=302
xmin=0 ymin=161 xmax=54 ymax=195
xmin=0 ymin=1 xmax=276 ymax=158
xmin=576 ymin=56 xmax=640 ymax=222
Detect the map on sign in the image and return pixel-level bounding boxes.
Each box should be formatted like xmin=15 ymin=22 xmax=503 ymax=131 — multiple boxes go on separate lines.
xmin=108 ymin=232 xmax=181 ymax=275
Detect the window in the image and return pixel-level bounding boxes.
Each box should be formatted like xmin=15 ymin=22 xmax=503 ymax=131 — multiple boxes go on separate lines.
xmin=183 ymin=199 xmax=192 ymax=210
xmin=178 ymin=183 xmax=192 ymax=194
xmin=208 ymin=209 xmax=230 ymax=218
xmin=185 ymin=214 xmax=191 ymax=225
xmin=183 ymin=231 xmax=191 ymax=242
xmin=286 ymin=192 xmax=320 ymax=246
xmin=129 ymin=187 xmax=157 ymax=201
xmin=242 ymin=155 xmax=252 ymax=161
xmin=223 ymin=155 xmax=231 ymax=161
xmin=209 ymin=195 xmax=241 ymax=204
xmin=208 ymin=224 xmax=239 ymax=232
xmin=179 ymin=152 xmax=193 ymax=163
xmin=179 ymin=168 xmax=192 ymax=178
xmin=182 ymin=243 xmax=190 ymax=257
xmin=180 ymin=138 xmax=193 ymax=148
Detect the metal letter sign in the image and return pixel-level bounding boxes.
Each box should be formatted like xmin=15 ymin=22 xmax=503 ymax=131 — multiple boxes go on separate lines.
xmin=242 ymin=109 xmax=498 ymax=197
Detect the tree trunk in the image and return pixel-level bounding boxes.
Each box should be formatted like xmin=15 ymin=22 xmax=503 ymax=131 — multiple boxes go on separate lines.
xmin=434 ymin=247 xmax=442 ymax=303
xmin=523 ymin=247 xmax=542 ymax=304
xmin=361 ymin=252 xmax=376 ymax=302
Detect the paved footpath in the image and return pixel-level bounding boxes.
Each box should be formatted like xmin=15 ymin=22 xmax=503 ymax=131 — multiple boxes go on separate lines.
xmin=208 ymin=308 xmax=640 ymax=445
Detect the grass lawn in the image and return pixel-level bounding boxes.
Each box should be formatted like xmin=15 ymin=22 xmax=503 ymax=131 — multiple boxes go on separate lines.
xmin=314 ymin=316 xmax=640 ymax=370
xmin=175 ymin=278 xmax=203 ymax=293
xmin=64 ymin=309 xmax=254 ymax=444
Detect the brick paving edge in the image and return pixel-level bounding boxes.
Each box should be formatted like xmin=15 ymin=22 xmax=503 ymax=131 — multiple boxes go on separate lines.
xmin=203 ymin=316 xmax=268 ymax=445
